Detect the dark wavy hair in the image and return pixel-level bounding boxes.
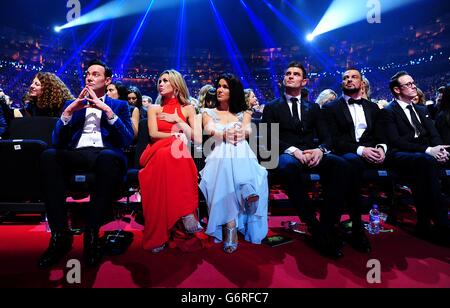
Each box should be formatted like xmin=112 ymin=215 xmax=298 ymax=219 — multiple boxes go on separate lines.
xmin=214 ymin=73 xmax=247 ymax=114
xmin=439 ymin=85 xmax=450 ymax=125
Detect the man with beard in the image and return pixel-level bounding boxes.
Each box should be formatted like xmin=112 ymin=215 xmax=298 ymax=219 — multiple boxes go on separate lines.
xmin=378 ymin=71 xmax=450 ymax=246
xmin=322 ymin=68 xmax=386 ymax=253
xmin=262 ymin=61 xmax=349 ymax=259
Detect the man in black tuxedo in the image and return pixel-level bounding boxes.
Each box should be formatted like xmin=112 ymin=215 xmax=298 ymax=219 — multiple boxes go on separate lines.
xmin=322 ymin=68 xmax=386 ymax=253
xmin=38 ymin=60 xmax=134 ymax=268
xmin=379 ymin=71 xmax=450 ymax=246
xmin=262 ymin=61 xmax=349 ymax=258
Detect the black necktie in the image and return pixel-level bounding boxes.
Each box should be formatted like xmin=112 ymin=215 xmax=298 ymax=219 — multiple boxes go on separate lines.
xmin=348 ymin=98 xmax=363 ymax=105
xmin=290 ymin=97 xmax=300 ymax=124
xmin=406 ymin=105 xmax=425 ymax=137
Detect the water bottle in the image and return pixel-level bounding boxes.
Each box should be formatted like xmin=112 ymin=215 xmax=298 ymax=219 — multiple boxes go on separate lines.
xmin=368 ymin=204 xmax=381 ymax=235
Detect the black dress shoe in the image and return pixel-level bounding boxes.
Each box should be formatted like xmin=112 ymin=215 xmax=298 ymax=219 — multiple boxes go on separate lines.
xmin=83 ymin=229 xmax=103 ymax=267
xmin=309 ymin=228 xmax=343 ymax=259
xmin=38 ymin=232 xmax=73 ymax=269
xmin=349 ymin=228 xmax=372 ymax=253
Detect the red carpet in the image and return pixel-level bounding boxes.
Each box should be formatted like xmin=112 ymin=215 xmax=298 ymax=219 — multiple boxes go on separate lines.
xmin=0 ymin=216 xmax=449 ymax=288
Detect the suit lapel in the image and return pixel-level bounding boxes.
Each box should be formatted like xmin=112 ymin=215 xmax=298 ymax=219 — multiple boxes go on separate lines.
xmin=392 ymin=100 xmax=415 ymax=132
xmin=362 ymin=99 xmax=372 ymax=132
xmin=339 ymin=97 xmax=356 ymax=141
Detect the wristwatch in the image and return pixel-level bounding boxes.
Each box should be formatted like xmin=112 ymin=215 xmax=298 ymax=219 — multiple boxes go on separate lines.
xmin=318 ymin=145 xmax=330 ymax=154
xmin=108 ymin=113 xmax=117 ymax=121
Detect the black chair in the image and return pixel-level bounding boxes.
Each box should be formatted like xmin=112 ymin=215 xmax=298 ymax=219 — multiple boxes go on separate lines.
xmin=10 ymin=116 xmax=58 ymax=145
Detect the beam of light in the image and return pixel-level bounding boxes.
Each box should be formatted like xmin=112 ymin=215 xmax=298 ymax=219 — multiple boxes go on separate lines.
xmin=175 ymin=0 xmax=186 ymax=70
xmin=240 ymin=0 xmax=279 ymax=97
xmin=282 ymin=0 xmax=314 ymax=27
xmin=117 ymin=0 xmax=155 ymax=75
xmin=209 ymin=0 xmax=258 ymax=91
xmin=261 ymin=0 xmax=334 ymax=72
xmin=54 ymin=0 xmax=202 ymax=31
xmin=311 ymin=0 xmax=423 ymax=38
xmin=57 ymin=21 xmax=108 ymax=76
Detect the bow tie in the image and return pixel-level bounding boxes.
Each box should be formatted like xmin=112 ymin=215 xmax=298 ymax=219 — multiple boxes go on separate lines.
xmin=348 ymin=98 xmax=363 ymax=105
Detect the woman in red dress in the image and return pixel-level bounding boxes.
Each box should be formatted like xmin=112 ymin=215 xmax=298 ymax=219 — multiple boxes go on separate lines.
xmin=139 ymin=69 xmax=203 ymax=252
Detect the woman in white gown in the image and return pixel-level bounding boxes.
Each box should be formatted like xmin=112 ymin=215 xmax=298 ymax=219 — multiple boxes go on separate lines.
xmin=200 ymin=74 xmax=268 ymax=253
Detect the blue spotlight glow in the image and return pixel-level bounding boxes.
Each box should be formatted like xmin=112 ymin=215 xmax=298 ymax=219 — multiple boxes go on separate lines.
xmin=117 ymin=0 xmax=155 ymax=74
xmin=306 ymin=33 xmax=315 ymax=42
xmin=54 ymin=26 xmax=62 ymax=33
xmin=311 ymin=0 xmax=423 ymax=38
xmin=55 ymin=0 xmax=202 ymax=31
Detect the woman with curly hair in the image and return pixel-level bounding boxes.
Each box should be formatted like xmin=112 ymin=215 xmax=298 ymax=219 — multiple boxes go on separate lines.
xmin=26 ymin=72 xmax=74 ymax=117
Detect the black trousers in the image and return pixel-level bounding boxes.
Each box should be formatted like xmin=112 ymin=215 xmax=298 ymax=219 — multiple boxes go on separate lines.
xmin=276 ymin=153 xmax=349 ymax=231
xmin=386 ymin=151 xmax=449 ymax=228
xmin=40 ymin=147 xmax=127 ymax=231
xmin=340 ymin=153 xmax=381 ymax=230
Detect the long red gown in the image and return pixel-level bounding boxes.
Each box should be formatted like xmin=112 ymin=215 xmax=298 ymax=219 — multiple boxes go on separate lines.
xmin=139 ymin=98 xmax=199 ymax=250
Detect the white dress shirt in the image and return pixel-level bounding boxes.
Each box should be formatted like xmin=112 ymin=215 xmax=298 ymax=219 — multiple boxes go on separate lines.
xmin=284 ymin=94 xmax=303 ymax=155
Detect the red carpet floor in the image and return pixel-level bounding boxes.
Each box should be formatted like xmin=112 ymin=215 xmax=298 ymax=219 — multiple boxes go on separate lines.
xmin=0 ymin=216 xmax=449 ymax=288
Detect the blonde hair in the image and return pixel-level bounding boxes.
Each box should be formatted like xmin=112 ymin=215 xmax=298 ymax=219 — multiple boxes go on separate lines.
xmin=315 ymin=89 xmax=337 ymax=107
xmin=156 ymin=69 xmax=190 ymax=106
xmin=244 ymin=88 xmax=255 ymax=109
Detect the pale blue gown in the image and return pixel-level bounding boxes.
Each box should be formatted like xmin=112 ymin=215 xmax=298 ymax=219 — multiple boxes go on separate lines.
xmin=199 ymin=109 xmax=268 ymax=244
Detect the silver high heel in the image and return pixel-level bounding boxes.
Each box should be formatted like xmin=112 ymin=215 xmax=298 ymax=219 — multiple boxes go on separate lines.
xmin=223 ymin=226 xmax=238 ymax=254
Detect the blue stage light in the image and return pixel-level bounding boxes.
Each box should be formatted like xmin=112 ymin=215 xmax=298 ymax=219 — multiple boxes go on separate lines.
xmin=306 ymin=33 xmax=315 ymax=42
xmin=310 ymin=0 xmax=422 ymax=39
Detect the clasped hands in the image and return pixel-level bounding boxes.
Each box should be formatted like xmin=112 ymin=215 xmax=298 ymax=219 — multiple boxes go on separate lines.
xmin=293 ymin=148 xmax=323 ymax=168
xmin=428 ymin=145 xmax=450 ymax=163
xmin=362 ymin=147 xmax=385 ymax=164
xmin=223 ymin=125 xmax=245 ymax=146
xmin=63 ymin=86 xmax=113 ymax=118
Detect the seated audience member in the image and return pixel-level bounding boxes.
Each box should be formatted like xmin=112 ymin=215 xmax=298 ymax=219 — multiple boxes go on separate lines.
xmin=412 ymin=87 xmax=426 ymax=105
xmin=200 ymin=74 xmax=268 ymax=254
xmin=435 ymin=85 xmax=450 ymax=144
xmin=127 ymin=86 xmax=142 ymax=138
xmin=244 ymin=88 xmax=264 ymax=117
xmin=140 ymin=95 xmax=153 ymax=119
xmin=139 ymin=69 xmax=202 ymax=253
xmin=322 ymin=68 xmax=387 ymax=253
xmin=378 ymin=71 xmax=450 ymax=246
xmin=361 ymin=76 xmax=372 ymax=101
xmin=262 ymin=61 xmax=350 ymax=259
xmin=106 ymin=81 xmax=128 ymax=101
xmin=25 ymin=72 xmax=74 ymax=117
xmin=38 ymin=60 xmax=134 ymax=268
xmin=198 ymin=84 xmax=217 ymax=110
xmin=315 ymin=89 xmax=337 ymax=108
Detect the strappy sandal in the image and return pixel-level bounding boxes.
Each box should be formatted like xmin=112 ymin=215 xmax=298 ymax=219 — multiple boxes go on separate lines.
xmin=182 ymin=214 xmax=204 ymax=234
xmin=223 ymin=226 xmax=238 ymax=254
xmin=151 ymin=243 xmax=166 ymax=253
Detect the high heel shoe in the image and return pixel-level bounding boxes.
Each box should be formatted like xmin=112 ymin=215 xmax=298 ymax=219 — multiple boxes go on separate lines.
xmin=151 ymin=243 xmax=166 ymax=253
xmin=223 ymin=226 xmax=238 ymax=254
xmin=182 ymin=214 xmax=204 ymax=234
xmin=240 ymin=184 xmax=259 ymax=215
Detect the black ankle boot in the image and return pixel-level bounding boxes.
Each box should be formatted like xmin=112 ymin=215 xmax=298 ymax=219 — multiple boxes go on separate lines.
xmin=38 ymin=231 xmax=73 ymax=269
xmin=83 ymin=228 xmax=103 ymax=267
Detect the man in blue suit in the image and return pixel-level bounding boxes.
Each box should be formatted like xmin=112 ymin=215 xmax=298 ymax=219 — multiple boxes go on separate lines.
xmin=38 ymin=60 xmax=134 ymax=268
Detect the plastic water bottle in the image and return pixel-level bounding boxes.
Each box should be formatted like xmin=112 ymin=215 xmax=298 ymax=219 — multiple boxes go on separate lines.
xmin=368 ymin=204 xmax=381 ymax=235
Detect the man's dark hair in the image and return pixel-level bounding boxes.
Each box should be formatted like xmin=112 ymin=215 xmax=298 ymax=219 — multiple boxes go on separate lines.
xmin=286 ymin=61 xmax=307 ymax=79
xmin=87 ymin=59 xmax=113 ymax=78
xmin=389 ymin=71 xmax=409 ymax=98
xmin=214 ymin=73 xmax=247 ymax=114
xmin=343 ymin=67 xmax=362 ymax=78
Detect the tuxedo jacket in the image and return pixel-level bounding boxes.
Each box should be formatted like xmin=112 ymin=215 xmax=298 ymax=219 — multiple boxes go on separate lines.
xmin=378 ymin=100 xmax=442 ymax=153
xmin=322 ymin=97 xmax=385 ymax=154
xmin=262 ymin=96 xmax=331 ymax=154
xmin=52 ymin=96 xmax=134 ymax=151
